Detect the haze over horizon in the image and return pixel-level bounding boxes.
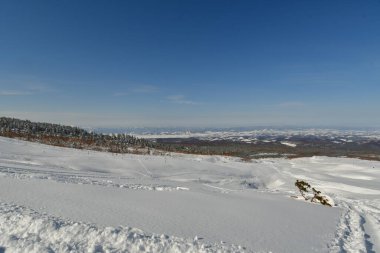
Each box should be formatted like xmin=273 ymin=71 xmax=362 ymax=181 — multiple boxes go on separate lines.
xmin=1 ymin=1 xmax=380 ymax=128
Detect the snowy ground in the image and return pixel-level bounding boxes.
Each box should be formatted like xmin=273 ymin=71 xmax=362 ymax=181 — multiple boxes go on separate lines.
xmin=0 ymin=137 xmax=379 ymax=252
xmin=130 ymin=128 xmax=380 ymax=142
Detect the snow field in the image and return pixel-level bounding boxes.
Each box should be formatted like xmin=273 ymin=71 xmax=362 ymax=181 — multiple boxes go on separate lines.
xmin=0 ymin=202 xmax=244 ymax=253
xmin=0 ymin=137 xmax=379 ymax=252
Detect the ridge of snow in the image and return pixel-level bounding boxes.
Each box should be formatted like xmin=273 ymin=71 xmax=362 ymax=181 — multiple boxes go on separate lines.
xmin=0 ymin=202 xmax=244 ymax=253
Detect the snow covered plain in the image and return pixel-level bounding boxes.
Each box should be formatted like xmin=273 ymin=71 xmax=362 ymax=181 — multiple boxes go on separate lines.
xmin=0 ymin=137 xmax=379 ymax=252
xmin=130 ymin=128 xmax=380 ymax=143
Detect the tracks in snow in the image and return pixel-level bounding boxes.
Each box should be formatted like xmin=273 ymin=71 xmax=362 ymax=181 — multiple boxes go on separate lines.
xmin=0 ymin=165 xmax=188 ymax=192
xmin=137 ymin=158 xmax=154 ymax=178
xmin=266 ymin=161 xmax=380 ymax=253
xmin=330 ymin=201 xmax=371 ymax=253
xmin=329 ymin=199 xmax=380 ymax=253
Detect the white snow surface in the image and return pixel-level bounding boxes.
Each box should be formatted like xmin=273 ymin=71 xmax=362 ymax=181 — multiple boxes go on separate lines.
xmin=0 ymin=137 xmax=379 ymax=252
xmin=280 ymin=142 xmax=297 ymax=147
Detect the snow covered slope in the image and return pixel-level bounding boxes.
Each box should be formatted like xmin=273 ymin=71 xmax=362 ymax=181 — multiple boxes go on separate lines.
xmin=0 ymin=137 xmax=379 ymax=252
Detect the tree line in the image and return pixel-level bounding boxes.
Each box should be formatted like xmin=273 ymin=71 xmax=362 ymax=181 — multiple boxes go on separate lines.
xmin=0 ymin=117 xmax=154 ymax=153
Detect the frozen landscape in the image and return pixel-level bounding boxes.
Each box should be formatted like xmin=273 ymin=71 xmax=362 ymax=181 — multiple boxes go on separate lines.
xmin=0 ymin=136 xmax=379 ymax=252
xmin=2 ymin=0 xmax=380 ymax=252
xmin=127 ymin=128 xmax=380 ymax=142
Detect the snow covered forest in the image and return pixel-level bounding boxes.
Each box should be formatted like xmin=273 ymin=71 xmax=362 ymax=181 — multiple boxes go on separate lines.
xmin=0 ymin=117 xmax=153 ymax=153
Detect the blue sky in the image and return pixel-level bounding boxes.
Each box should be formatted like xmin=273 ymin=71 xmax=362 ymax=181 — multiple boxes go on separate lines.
xmin=0 ymin=0 xmax=379 ymax=128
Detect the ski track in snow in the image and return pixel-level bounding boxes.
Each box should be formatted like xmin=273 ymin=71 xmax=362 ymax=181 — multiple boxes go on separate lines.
xmin=0 ymin=137 xmax=379 ymax=252
xmin=0 ymin=165 xmax=188 ymax=192
xmin=137 ymin=158 xmax=154 ymax=178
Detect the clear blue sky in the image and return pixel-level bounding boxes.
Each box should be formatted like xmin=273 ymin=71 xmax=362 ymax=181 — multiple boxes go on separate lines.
xmin=1 ymin=0 xmax=379 ymax=128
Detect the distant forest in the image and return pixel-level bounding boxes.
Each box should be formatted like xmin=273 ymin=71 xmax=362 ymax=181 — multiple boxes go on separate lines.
xmin=0 ymin=117 xmax=154 ymax=154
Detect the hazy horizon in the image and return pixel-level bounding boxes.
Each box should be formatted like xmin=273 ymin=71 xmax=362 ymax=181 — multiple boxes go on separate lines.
xmin=2 ymin=113 xmax=380 ymax=131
